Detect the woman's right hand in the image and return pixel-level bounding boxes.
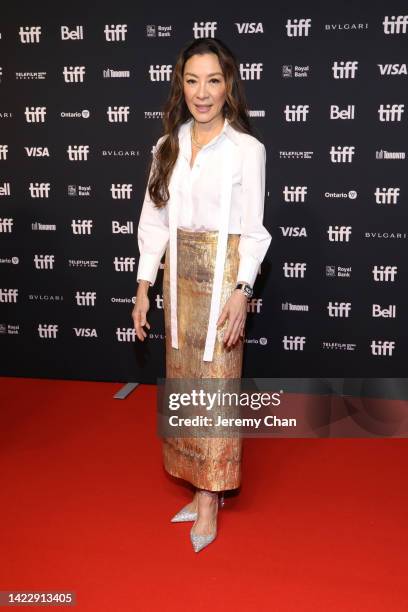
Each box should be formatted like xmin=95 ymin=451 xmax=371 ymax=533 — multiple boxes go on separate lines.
xmin=132 ymin=282 xmax=151 ymax=341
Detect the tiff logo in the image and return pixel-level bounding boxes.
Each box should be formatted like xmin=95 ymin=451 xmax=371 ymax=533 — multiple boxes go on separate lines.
xmin=75 ymin=291 xmax=96 ymax=306
xmin=0 ymin=144 xmax=8 ymax=159
xmin=282 ymin=336 xmax=306 ymax=350
xmin=25 ymin=106 xmax=46 ymax=122
xmin=283 ymin=186 xmax=308 ymax=202
xmin=284 ymin=105 xmax=309 ymax=121
xmin=283 ymin=262 xmax=307 ymax=278
xmin=71 ymin=220 xmax=93 ymax=234
xmin=330 ymin=146 xmax=355 ymax=162
xmin=370 ymin=340 xmax=395 ymax=356
xmin=29 ymin=183 xmax=50 ymax=198
xmin=327 ymin=226 xmax=352 ymax=242
xmin=372 ymin=265 xmax=397 ymax=281
xmin=63 ymin=66 xmax=86 ymax=82
xmin=383 ymin=15 xmax=408 ymax=34
xmin=285 ymin=18 xmax=311 ymax=37
xmin=38 ymin=324 xmax=58 ymax=339
xmin=107 ymin=106 xmax=130 ymax=122
xmin=0 ymin=218 xmax=13 ymax=232
xmin=104 ymin=24 xmax=128 ymax=41
xmin=240 ymin=63 xmax=263 ymax=80
xmin=0 ymin=288 xmax=18 ymax=303
xmin=67 ymin=145 xmax=89 ymax=160
xmin=192 ymin=22 xmax=217 ymax=38
xmin=378 ymin=104 xmax=405 ymax=121
xmin=327 ymin=302 xmax=351 ymax=317
xmin=19 ymin=26 xmax=41 ymax=43
xmin=113 ymin=257 xmax=135 ymax=272
xmin=149 ymin=65 xmax=172 ymax=81
xmin=374 ymin=187 xmax=400 ymax=204
xmin=34 ymin=254 xmax=55 ymax=269
xmin=111 ymin=184 xmax=133 ymax=199
xmin=332 ymin=61 xmax=358 ymax=78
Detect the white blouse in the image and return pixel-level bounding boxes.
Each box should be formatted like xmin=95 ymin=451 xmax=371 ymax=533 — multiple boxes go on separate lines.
xmin=136 ymin=116 xmax=272 ymax=361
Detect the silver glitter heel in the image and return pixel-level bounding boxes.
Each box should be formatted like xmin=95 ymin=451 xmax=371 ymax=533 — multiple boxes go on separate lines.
xmin=190 ymin=489 xmax=220 ymax=553
xmin=171 ymin=490 xmax=225 ymax=523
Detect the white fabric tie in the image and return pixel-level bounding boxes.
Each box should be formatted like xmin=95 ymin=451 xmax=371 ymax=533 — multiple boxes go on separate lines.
xmin=168 ymin=138 xmax=234 ymax=362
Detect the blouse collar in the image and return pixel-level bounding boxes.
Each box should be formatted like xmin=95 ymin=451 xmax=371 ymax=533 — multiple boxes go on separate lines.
xmin=178 ymin=115 xmax=239 ymax=162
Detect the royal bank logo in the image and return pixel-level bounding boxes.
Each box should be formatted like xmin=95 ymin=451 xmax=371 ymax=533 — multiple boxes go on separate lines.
xmin=282 ymin=65 xmax=310 ymax=78
xmin=146 ymin=24 xmax=172 ymax=37
xmin=326 ymin=265 xmax=352 ymax=278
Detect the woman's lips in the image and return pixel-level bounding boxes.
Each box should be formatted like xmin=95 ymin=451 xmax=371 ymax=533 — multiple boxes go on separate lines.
xmin=195 ymin=105 xmax=212 ymax=113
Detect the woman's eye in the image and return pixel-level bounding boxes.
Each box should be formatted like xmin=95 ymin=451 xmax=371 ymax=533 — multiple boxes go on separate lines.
xmin=185 ymin=79 xmax=221 ymax=84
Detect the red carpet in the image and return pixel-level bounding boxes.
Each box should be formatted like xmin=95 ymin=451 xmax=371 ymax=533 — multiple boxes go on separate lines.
xmin=1 ymin=377 xmax=407 ymax=611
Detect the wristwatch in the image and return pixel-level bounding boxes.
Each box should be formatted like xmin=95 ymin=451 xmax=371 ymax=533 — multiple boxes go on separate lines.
xmin=235 ymin=282 xmax=253 ymax=299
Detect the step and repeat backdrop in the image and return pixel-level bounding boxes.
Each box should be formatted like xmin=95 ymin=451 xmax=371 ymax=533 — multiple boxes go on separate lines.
xmin=0 ymin=1 xmax=407 ymax=382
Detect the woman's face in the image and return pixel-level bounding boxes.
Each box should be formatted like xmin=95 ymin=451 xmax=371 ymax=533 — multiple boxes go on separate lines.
xmin=183 ymin=52 xmax=227 ymax=125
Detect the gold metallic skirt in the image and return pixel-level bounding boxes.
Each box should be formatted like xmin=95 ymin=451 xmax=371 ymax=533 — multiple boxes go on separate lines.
xmin=162 ymin=228 xmax=244 ymax=491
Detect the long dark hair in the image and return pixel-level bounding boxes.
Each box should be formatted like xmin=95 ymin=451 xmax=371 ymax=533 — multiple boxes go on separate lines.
xmin=147 ymin=37 xmax=253 ymax=208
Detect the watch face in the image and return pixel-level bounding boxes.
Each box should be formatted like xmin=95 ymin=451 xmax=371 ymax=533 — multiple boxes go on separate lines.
xmin=244 ymin=286 xmax=253 ymax=298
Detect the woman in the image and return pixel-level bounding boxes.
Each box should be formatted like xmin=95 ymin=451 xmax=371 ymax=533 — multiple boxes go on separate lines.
xmin=132 ymin=37 xmax=271 ymax=553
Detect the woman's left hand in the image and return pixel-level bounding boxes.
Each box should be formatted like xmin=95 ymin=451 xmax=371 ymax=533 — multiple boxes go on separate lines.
xmin=217 ymin=290 xmax=248 ymax=348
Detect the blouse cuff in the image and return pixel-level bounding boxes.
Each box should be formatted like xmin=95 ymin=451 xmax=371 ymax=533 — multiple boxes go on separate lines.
xmin=136 ymin=252 xmax=163 ymax=287
xmin=236 ymin=254 xmax=261 ymax=288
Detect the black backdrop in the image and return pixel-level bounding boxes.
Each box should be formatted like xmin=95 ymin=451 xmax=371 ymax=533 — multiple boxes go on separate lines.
xmin=1 ymin=0 xmax=407 ymax=383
